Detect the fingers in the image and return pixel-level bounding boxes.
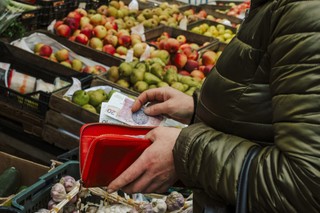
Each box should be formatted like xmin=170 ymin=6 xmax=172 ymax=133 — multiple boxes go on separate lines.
xmin=131 ymin=88 xmax=166 ymax=112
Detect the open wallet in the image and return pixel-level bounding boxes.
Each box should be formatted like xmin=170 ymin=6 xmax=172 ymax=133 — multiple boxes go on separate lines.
xmin=79 ymin=123 xmax=154 ymax=187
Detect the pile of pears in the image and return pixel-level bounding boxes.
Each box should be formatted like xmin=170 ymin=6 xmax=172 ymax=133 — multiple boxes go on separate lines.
xmin=71 ymin=88 xmax=116 ymax=114
xmin=106 ymin=59 xmax=203 ymax=96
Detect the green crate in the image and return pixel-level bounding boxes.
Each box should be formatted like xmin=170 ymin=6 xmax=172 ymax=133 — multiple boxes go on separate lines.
xmin=11 ymin=161 xmax=79 ymax=213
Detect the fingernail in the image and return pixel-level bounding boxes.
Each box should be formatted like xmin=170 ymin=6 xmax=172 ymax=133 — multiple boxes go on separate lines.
xmin=107 ymin=189 xmax=114 ymax=193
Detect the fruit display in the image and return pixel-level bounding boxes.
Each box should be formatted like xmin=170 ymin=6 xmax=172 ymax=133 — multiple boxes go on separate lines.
xmin=188 ymin=20 xmax=236 ymax=43
xmin=214 ymin=0 xmax=250 ymax=19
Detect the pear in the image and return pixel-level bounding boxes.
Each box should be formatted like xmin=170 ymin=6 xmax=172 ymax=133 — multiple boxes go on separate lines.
xmin=144 ymin=72 xmax=162 ymax=85
xmin=130 ymin=68 xmax=145 ymax=84
xmin=149 ymin=84 xmax=157 ymax=89
xmin=119 ymin=62 xmax=133 ymax=77
xmin=89 ymin=90 xmax=107 ymax=107
xmin=72 ymin=90 xmax=89 ymax=106
xmin=82 ymin=104 xmax=97 ymax=113
xmin=116 ymin=79 xmax=130 ymax=88
xmin=171 ymin=82 xmax=186 ymax=92
xmin=150 ymin=63 xmax=165 ymax=79
xmin=158 ymin=81 xmax=170 ymax=87
xmin=163 ymin=72 xmax=178 ymax=85
xmin=133 ymin=81 xmax=149 ymax=93
xmin=180 ymin=76 xmax=201 ymax=88
xmin=135 ymin=62 xmax=148 ymax=72
xmin=184 ymin=86 xmax=197 ymax=96
xmin=106 ymin=66 xmax=119 ymax=82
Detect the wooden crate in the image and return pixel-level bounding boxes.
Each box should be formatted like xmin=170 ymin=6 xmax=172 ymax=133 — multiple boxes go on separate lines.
xmin=43 ymin=78 xmax=138 ymax=150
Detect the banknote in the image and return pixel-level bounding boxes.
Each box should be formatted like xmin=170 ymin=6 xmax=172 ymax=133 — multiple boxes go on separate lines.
xmin=99 ymin=102 xmax=125 ymax=125
xmin=103 ymin=92 xmax=165 ymax=126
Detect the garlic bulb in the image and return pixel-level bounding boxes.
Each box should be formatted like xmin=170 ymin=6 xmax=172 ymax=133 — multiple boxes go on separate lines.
xmin=60 ymin=175 xmax=76 ymax=192
xmin=151 ymin=198 xmax=167 ymax=213
xmin=139 ymin=203 xmax=153 ymax=213
xmin=51 ymin=182 xmax=67 ymax=202
xmin=165 ymin=191 xmax=185 ymax=212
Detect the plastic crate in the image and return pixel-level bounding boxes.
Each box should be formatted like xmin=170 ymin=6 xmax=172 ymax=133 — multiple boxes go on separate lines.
xmin=0 ymin=207 xmax=21 ymax=213
xmin=36 ymin=0 xmax=68 ymax=28
xmin=11 ymin=161 xmax=79 ymax=213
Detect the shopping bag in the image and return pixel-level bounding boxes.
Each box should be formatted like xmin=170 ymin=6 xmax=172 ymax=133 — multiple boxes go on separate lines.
xmin=79 ymin=123 xmax=154 ymax=187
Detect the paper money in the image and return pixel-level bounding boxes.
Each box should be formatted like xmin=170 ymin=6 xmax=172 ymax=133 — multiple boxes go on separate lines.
xmin=99 ymin=102 xmax=125 ymax=125
xmin=103 ymin=92 xmax=165 ymax=126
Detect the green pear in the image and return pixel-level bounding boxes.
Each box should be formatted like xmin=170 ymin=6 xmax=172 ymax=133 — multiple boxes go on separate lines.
xmin=149 ymin=84 xmax=157 ymax=89
xmin=119 ymin=62 xmax=133 ymax=77
xmin=135 ymin=62 xmax=148 ymax=72
xmin=150 ymin=62 xmax=165 ymax=79
xmin=184 ymin=86 xmax=197 ymax=96
xmin=116 ymin=79 xmax=130 ymax=88
xmin=171 ymin=82 xmax=186 ymax=92
xmin=133 ymin=81 xmax=149 ymax=93
xmin=144 ymin=72 xmax=162 ymax=85
xmin=163 ymin=72 xmax=178 ymax=85
xmin=89 ymin=90 xmax=107 ymax=107
xmin=106 ymin=66 xmax=119 ymax=82
xmin=82 ymin=104 xmax=97 ymax=113
xmin=72 ymin=90 xmax=90 ymax=106
xmin=130 ymin=68 xmax=145 ymax=84
xmin=158 ymin=81 xmax=170 ymax=87
xmin=180 ymin=76 xmax=201 ymax=88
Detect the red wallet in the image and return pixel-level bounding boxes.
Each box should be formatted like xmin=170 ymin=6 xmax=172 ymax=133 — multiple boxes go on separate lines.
xmin=79 ymin=123 xmax=154 ymax=187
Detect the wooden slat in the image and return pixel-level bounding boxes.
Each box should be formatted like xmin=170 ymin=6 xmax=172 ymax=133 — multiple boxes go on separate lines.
xmin=42 ymin=125 xmax=79 ymax=150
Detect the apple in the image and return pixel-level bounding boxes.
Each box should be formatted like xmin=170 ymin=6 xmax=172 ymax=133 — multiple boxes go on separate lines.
xmin=49 ymin=53 xmax=58 ymax=62
xmin=83 ymin=65 xmax=99 ymax=74
xmin=179 ymin=43 xmax=199 ymax=60
xmin=176 ymin=35 xmax=187 ymax=44
xmin=56 ymin=24 xmax=71 ymax=38
xmin=54 ymin=20 xmax=64 ymax=32
xmin=190 ymin=70 xmax=205 ymax=79
xmin=72 ymin=29 xmax=81 ymax=36
xmin=116 ymin=29 xmax=130 ymax=38
xmin=103 ymin=34 xmax=118 ymax=47
xmin=178 ymin=70 xmax=191 ymax=76
xmin=150 ymin=49 xmax=170 ymax=65
xmin=184 ymin=59 xmax=199 ymax=72
xmin=75 ymin=33 xmax=89 ymax=45
xmin=189 ymin=43 xmax=200 ymax=50
xmin=202 ymin=50 xmax=218 ymax=66
xmin=39 ymin=45 xmax=53 ymax=57
xmin=67 ymin=11 xmax=81 ymax=22
xmin=203 ymin=64 xmax=214 ymax=76
xmin=89 ymin=37 xmax=104 ymax=50
xmin=133 ymin=42 xmax=147 ymax=58
xmin=64 ymin=17 xmax=80 ymax=31
xmin=94 ymin=65 xmax=107 ymax=73
xmin=55 ymin=49 xmax=69 ymax=62
xmin=75 ymin=8 xmax=87 ymax=17
xmin=163 ymin=38 xmax=180 ymax=54
xmin=60 ymin=61 xmax=72 ymax=68
xmin=102 ymin=44 xmax=116 ymax=55
xmin=104 ymin=21 xmax=118 ymax=30
xmin=90 ymin=13 xmax=102 ymax=26
xmin=116 ymin=46 xmax=128 ymax=55
xmin=118 ymin=35 xmax=131 ymax=48
xmin=97 ymin=5 xmax=108 ymax=16
xmin=33 ymin=43 xmax=44 ymax=53
xmin=92 ymin=25 xmax=107 ymax=39
xmin=80 ymin=27 xmax=93 ymax=39
xmin=80 ymin=16 xmax=90 ymax=29
xmin=69 ymin=36 xmax=76 ymax=42
xmin=172 ymin=52 xmax=188 ymax=69
xmin=71 ymin=59 xmax=83 ymax=72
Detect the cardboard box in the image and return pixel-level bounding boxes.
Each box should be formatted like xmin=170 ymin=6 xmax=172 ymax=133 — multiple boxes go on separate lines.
xmin=0 ymin=151 xmax=49 ymax=205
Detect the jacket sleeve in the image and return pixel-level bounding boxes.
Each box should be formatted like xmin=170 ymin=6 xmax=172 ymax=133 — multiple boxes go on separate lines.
xmin=174 ymin=1 xmax=320 ymax=212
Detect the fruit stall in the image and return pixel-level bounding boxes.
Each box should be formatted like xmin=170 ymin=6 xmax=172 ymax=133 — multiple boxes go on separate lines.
xmin=0 ymin=0 xmax=248 ymax=211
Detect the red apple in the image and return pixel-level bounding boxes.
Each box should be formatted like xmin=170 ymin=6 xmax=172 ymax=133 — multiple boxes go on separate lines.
xmin=178 ymin=70 xmax=191 ymax=76
xmin=92 ymin=25 xmax=107 ymax=39
xmin=203 ymin=64 xmax=214 ymax=76
xmin=75 ymin=33 xmax=89 ymax=45
xmin=202 ymin=50 xmax=218 ymax=66
xmin=102 ymin=44 xmax=116 ymax=55
xmin=118 ymin=35 xmax=131 ymax=48
xmin=33 ymin=43 xmax=44 ymax=53
xmin=56 ymin=24 xmax=71 ymax=38
xmin=67 ymin=11 xmax=81 ymax=22
xmin=80 ymin=27 xmax=93 ymax=39
xmin=54 ymin=20 xmax=64 ymax=32
xmin=64 ymin=17 xmax=80 ymax=31
xmin=83 ymin=65 xmax=99 ymax=74
xmin=172 ymin=52 xmax=188 ymax=69
xmin=163 ymin=38 xmax=180 ymax=54
xmin=69 ymin=36 xmax=76 ymax=42
xmin=72 ymin=29 xmax=81 ymax=36
xmin=190 ymin=70 xmax=205 ymax=79
xmin=179 ymin=43 xmax=199 ymax=60
xmin=39 ymin=45 xmax=53 ymax=57
xmin=97 ymin=5 xmax=108 ymax=16
xmin=90 ymin=13 xmax=102 ymax=26
xmin=94 ymin=65 xmax=107 ymax=73
xmin=80 ymin=16 xmax=91 ymax=29
xmin=184 ymin=59 xmax=199 ymax=72
xmin=104 ymin=21 xmax=118 ymax=30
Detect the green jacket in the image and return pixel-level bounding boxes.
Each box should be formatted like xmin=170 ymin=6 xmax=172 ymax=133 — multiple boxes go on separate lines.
xmin=173 ymin=0 xmax=320 ymax=212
